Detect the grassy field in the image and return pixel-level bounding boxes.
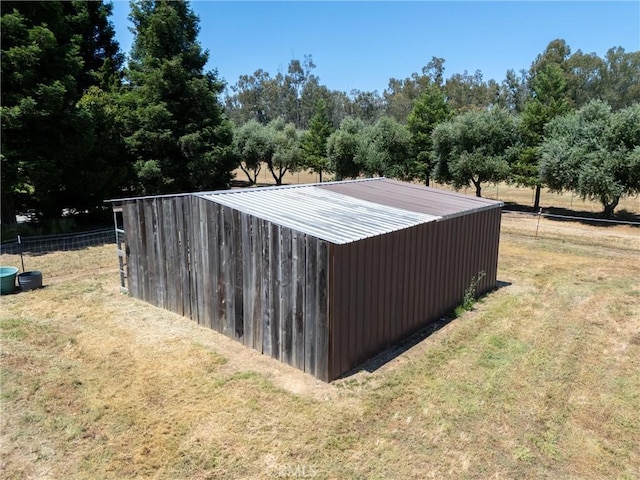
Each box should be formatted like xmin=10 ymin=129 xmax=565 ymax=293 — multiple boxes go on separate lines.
xmin=1 ymin=199 xmax=639 ymax=478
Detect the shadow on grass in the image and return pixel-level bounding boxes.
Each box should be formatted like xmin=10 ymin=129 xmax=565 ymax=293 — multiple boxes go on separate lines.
xmin=502 ymin=201 xmax=640 ymax=228
xmin=336 ymin=280 xmax=513 ymax=379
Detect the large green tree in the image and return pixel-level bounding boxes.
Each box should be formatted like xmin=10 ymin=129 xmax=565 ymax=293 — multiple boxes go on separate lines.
xmin=302 ymin=99 xmax=335 ymax=182
xmin=407 ymin=84 xmax=452 ymax=185
xmin=383 ymin=57 xmax=446 ymax=123
xmin=361 ymin=116 xmax=412 ymax=179
xmin=232 ymin=120 xmax=274 ymax=185
xmin=540 ymin=100 xmax=640 ymax=217
xmin=444 ymin=70 xmax=499 ymax=113
xmin=1 ymin=1 xmax=124 ymax=224
xmin=268 ymin=119 xmax=303 ymax=185
xmin=125 ymin=0 xmax=235 ymax=194
xmin=600 ymin=47 xmax=640 ymax=110
xmin=433 ymin=107 xmax=521 ymax=197
xmin=327 ymin=117 xmax=368 ymax=180
xmin=519 ymin=62 xmax=571 ymax=209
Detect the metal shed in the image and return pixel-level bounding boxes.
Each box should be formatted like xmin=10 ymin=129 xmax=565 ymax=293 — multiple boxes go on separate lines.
xmin=110 ymin=178 xmax=503 ymax=381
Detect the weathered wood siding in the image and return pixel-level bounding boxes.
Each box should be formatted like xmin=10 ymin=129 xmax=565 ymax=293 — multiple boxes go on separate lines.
xmin=328 ymin=207 xmax=502 ymax=380
xmin=122 ymin=195 xmax=331 ymax=380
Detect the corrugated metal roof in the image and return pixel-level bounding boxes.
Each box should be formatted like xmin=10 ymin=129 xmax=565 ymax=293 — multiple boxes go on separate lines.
xmin=320 ymin=178 xmax=503 ymax=218
xmin=199 ymin=185 xmax=440 ymax=244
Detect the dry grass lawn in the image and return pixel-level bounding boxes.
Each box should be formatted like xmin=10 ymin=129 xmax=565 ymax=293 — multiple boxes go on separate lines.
xmin=1 ymin=197 xmax=639 ymax=479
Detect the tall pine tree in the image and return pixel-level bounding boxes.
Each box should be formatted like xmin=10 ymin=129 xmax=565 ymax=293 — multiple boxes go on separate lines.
xmin=125 ymin=0 xmax=235 ymax=194
xmin=302 ymin=99 xmax=334 ymax=182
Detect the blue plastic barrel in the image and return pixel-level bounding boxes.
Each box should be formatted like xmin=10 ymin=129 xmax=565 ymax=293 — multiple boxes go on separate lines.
xmin=0 ymin=266 xmax=19 ymax=295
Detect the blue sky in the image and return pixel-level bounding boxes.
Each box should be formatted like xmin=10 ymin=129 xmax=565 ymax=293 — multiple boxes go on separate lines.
xmin=110 ymin=1 xmax=640 ymax=94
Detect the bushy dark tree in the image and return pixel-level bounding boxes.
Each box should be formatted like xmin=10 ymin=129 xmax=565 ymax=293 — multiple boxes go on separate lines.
xmin=1 ymin=1 xmax=125 ymax=224
xmin=125 ymin=0 xmax=235 ymax=194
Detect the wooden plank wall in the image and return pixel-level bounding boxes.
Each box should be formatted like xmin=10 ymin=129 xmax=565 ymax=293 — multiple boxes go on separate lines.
xmin=328 ymin=206 xmax=502 ymax=380
xmin=122 ymin=196 xmax=331 ymax=381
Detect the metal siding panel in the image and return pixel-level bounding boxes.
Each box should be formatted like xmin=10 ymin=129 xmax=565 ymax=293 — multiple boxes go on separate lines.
xmin=362 ymin=238 xmax=373 ymax=359
xmin=451 ymin=217 xmax=463 ymax=310
xmin=316 ymin=240 xmax=329 ymax=381
xmin=383 ymin=232 xmax=394 ymax=349
xmin=448 ymin=216 xmax=460 ymax=309
xmin=390 ymin=230 xmax=402 ymax=344
xmin=327 ymin=244 xmax=336 ymax=380
xmin=486 ymin=208 xmax=502 ymax=291
xmin=426 ymin=222 xmax=438 ymax=321
xmin=369 ymin=237 xmax=381 ymax=353
xmin=417 ymin=223 xmax=428 ymax=327
xmin=400 ymin=228 xmax=411 ymax=339
xmin=435 ymin=220 xmax=448 ymax=317
xmin=377 ymin=234 xmax=388 ymax=350
xmin=408 ymin=226 xmax=419 ymax=330
xmin=348 ymin=241 xmax=358 ymax=369
xmin=479 ymin=210 xmax=490 ymax=292
xmin=330 ymin=244 xmax=343 ymax=379
xmin=410 ymin=225 xmax=422 ymax=330
xmin=337 ymin=245 xmax=352 ymax=379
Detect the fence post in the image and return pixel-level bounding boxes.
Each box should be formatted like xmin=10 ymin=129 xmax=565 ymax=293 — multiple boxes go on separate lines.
xmin=18 ymin=235 xmax=25 ymax=272
xmin=535 ymin=208 xmax=542 ymax=239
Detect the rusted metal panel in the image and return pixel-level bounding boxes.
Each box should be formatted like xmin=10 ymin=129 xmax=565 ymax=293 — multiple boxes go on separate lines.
xmin=320 ymin=178 xmax=500 ymax=218
xmin=327 ymin=204 xmax=502 ymax=380
xmin=316 ymin=240 xmax=330 ymax=381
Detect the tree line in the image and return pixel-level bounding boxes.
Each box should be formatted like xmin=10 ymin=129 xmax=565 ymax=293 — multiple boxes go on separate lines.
xmin=2 ymin=0 xmax=639 ymax=227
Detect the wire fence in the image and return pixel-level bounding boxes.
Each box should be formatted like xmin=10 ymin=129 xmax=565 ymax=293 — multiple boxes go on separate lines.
xmin=0 ymin=228 xmax=116 ymax=255
xmin=502 ymin=208 xmax=640 ymax=226
xmin=0 ymin=209 xmax=637 ymax=257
